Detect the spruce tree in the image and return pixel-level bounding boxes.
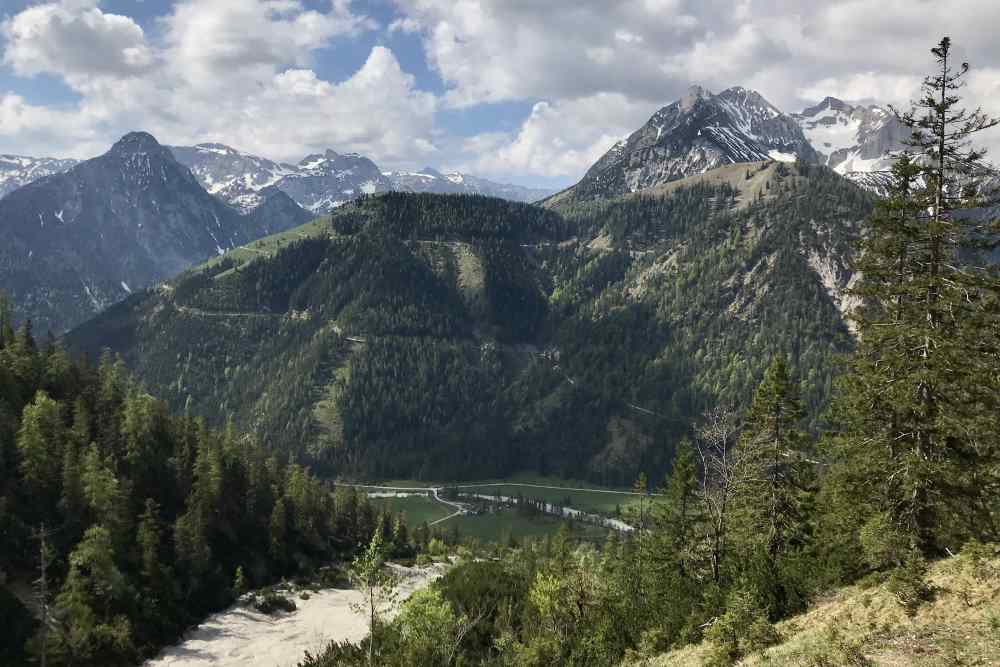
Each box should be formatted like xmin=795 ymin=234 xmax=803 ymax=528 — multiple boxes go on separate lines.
xmin=735 ymin=356 xmax=815 ymax=617
xmin=738 ymin=356 xmax=811 ymax=562
xmin=16 ymin=391 xmax=65 ymax=512
xmin=830 ymin=36 xmax=1000 ymax=558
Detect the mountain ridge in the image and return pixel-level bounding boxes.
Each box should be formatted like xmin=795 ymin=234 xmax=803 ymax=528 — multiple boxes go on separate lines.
xmin=793 ymin=95 xmax=907 ymax=177
xmin=551 ymin=85 xmax=821 ymax=204
xmin=0 ymin=154 xmax=80 ymax=198
xmin=0 ymin=132 xmax=310 ymax=332
xmin=65 ymin=163 xmax=872 ymax=483
xmin=169 ymin=142 xmax=555 ymax=213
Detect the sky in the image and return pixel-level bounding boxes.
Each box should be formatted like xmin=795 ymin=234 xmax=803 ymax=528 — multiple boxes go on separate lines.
xmin=3 ymin=1 xmax=1000 ymax=189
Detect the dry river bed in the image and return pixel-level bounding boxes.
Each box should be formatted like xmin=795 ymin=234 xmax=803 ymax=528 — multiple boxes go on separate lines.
xmin=144 ymin=562 xmax=448 ymax=667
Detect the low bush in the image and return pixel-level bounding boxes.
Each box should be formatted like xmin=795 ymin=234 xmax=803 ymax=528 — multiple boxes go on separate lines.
xmin=254 ymin=593 xmax=298 ymax=615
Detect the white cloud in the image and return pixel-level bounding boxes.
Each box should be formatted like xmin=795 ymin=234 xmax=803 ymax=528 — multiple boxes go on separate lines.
xmin=0 ymin=0 xmax=437 ymax=164
xmin=6 ymin=0 xmax=1000 ymax=185
xmin=393 ymin=0 xmax=1000 ymax=180
xmin=388 ymin=17 xmax=420 ymax=33
xmin=395 ymin=0 xmax=1000 ymax=112
xmin=2 ymin=0 xmax=153 ymax=81
xmin=453 ymin=94 xmax=656 ymax=179
xmin=797 ymin=73 xmax=923 ymax=108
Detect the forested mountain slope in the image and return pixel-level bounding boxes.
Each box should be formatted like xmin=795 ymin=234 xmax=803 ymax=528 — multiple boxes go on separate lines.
xmin=0 ymin=297 xmax=395 ymax=666
xmin=67 ymin=165 xmax=873 ymax=484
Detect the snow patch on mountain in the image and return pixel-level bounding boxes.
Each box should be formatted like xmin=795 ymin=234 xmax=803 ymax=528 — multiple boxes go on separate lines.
xmin=0 ymin=155 xmax=79 ymax=199
xmin=559 ymin=85 xmax=819 ymax=202
xmin=794 ymin=97 xmax=906 ymax=181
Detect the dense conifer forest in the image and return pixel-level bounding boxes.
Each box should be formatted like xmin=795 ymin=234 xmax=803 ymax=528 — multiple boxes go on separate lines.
xmin=0 ymin=304 xmax=419 ymax=665
xmin=65 ymin=160 xmax=873 ymax=486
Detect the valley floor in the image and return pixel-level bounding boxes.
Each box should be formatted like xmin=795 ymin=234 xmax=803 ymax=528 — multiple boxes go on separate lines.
xmin=143 ymin=562 xmax=448 ymax=667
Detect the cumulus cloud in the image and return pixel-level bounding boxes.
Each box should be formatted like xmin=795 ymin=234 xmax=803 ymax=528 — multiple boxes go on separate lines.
xmin=0 ymin=0 xmax=437 ymax=164
xmin=452 ymin=94 xmax=657 ymax=179
xmin=395 ymin=0 xmax=1000 ymax=112
xmin=2 ymin=0 xmax=153 ymax=81
xmin=6 ymin=0 xmax=1000 ymax=183
xmin=396 ymin=0 xmax=1000 ymax=180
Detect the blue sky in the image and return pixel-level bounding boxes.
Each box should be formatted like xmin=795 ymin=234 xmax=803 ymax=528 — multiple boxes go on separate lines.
xmin=3 ymin=1 xmax=1000 ymax=188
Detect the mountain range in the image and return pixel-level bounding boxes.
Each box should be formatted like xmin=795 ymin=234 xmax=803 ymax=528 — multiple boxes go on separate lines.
xmin=0 ymin=132 xmax=311 ymax=333
xmin=169 ymin=143 xmax=555 ymax=213
xmin=547 ymin=86 xmax=906 ymax=205
xmin=65 ymin=157 xmax=873 ymax=483
xmin=5 ymin=84 xmax=905 ymax=372
xmin=0 ymin=154 xmax=81 ymax=198
xmin=793 ymin=96 xmax=906 ymax=175
xmin=2 ymin=142 xmax=555 ymax=215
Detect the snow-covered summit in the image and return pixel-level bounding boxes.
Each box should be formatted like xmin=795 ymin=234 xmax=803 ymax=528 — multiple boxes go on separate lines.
xmin=793 ymin=97 xmax=906 ymax=177
xmin=169 ymin=142 xmax=552 ymax=213
xmin=0 ymin=154 xmax=79 ymax=199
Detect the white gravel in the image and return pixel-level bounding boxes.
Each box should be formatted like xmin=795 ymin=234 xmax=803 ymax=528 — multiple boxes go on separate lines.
xmin=144 ymin=562 xmax=449 ymax=667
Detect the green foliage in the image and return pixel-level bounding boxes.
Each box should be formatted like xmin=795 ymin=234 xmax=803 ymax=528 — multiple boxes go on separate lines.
xmin=392 ymin=588 xmax=459 ymax=666
xmin=705 ymin=587 xmax=781 ymax=665
xmin=53 ymin=525 xmax=136 ymax=664
xmin=349 ymin=519 xmax=400 ymax=665
xmin=0 ymin=309 xmax=396 ymax=665
xmin=859 ymin=512 xmax=910 ymax=570
xmin=822 ymin=37 xmax=1000 ymax=575
xmin=886 ymin=552 xmax=933 ymax=615
xmin=67 ymin=169 xmax=870 ymax=485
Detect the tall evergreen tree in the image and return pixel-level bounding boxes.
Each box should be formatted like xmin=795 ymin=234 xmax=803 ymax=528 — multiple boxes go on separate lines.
xmin=735 ymin=356 xmax=814 ymax=617
xmin=737 ymin=356 xmax=811 ymax=562
xmin=829 ymin=36 xmax=1000 ymax=560
xmin=16 ymin=390 xmax=65 ymax=512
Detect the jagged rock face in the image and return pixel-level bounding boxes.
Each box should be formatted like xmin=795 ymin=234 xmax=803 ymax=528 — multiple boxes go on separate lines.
xmin=247 ymin=186 xmax=313 ymax=230
xmin=386 ymin=166 xmax=554 ymax=202
xmin=171 ymin=145 xmax=392 ymax=214
xmin=0 ymin=155 xmax=79 ymax=199
xmin=565 ymin=86 xmax=819 ymax=202
xmin=276 ymin=150 xmax=393 ymax=213
xmin=171 ymin=143 xmax=553 ymax=213
xmin=0 ymin=132 xmax=305 ymax=332
xmin=794 ymin=96 xmax=907 ymax=176
xmin=168 ymin=143 xmax=299 ymax=213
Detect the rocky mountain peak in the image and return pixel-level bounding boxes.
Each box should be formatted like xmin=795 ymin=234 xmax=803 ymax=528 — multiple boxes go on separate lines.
xmin=679 ymin=84 xmax=710 ymax=111
xmin=794 ymin=97 xmax=906 ymax=178
xmin=555 ymin=85 xmax=817 ymax=202
xmin=109 ymin=131 xmax=166 ymax=156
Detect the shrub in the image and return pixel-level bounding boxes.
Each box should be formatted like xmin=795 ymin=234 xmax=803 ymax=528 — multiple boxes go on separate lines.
xmin=859 ymin=512 xmax=909 ymax=570
xmin=705 ymin=587 xmax=780 ymax=665
xmin=886 ymin=552 xmax=932 ymax=615
xmin=793 ymin=627 xmax=874 ymax=666
xmin=254 ymin=593 xmax=298 ymax=615
xmin=959 ymin=540 xmax=997 ymax=582
xmin=428 ymin=538 xmax=448 ymax=557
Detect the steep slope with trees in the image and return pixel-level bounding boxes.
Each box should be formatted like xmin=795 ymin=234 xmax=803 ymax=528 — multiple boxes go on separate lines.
xmin=66 ymin=162 xmax=871 ymax=485
xmin=0 ymin=295 xmax=405 ymax=666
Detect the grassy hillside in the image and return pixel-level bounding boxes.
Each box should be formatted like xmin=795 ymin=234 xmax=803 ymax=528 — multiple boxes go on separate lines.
xmin=632 ymin=550 xmax=1000 ymax=666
